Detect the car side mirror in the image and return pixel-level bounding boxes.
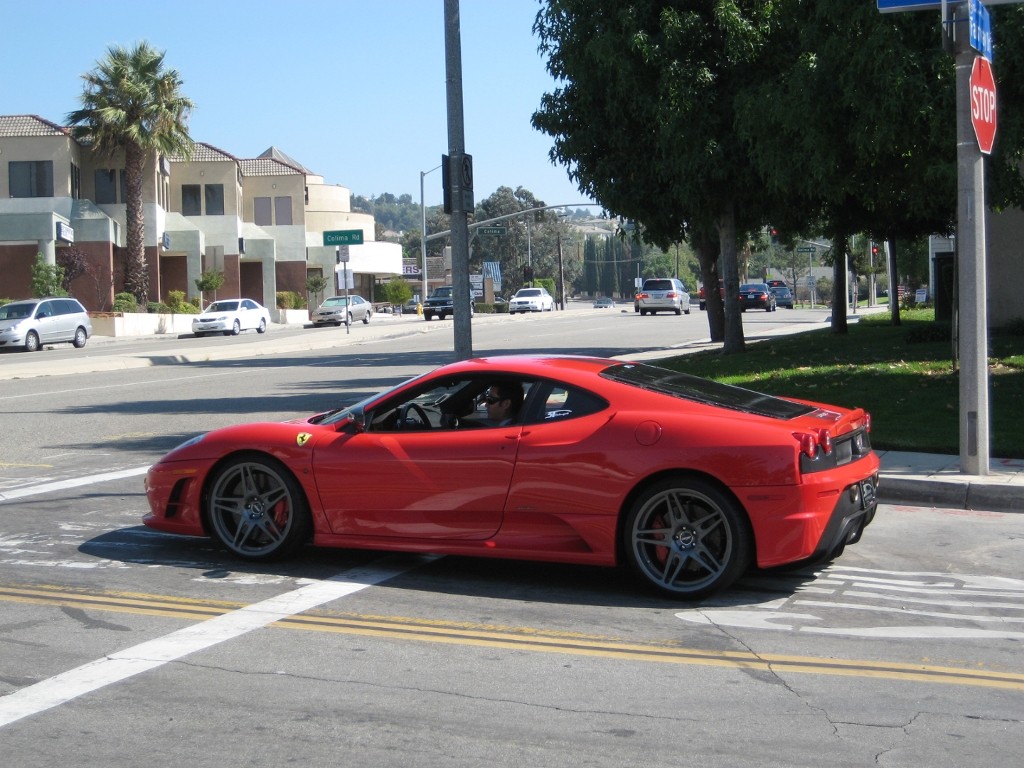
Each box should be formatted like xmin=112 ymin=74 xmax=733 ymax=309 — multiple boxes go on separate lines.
xmin=340 ymin=413 xmax=365 ymax=434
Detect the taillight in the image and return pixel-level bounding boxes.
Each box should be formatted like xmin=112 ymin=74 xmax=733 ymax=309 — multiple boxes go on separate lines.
xmin=818 ymin=428 xmax=833 ymax=454
xmin=865 ymin=412 xmax=872 ymax=432
xmin=795 ymin=432 xmax=818 ymax=459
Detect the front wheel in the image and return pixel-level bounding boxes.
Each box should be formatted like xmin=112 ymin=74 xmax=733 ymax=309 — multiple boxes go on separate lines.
xmin=622 ymin=477 xmax=752 ymax=599
xmin=206 ymin=455 xmax=311 ymax=561
xmin=24 ymin=331 xmax=40 ymax=353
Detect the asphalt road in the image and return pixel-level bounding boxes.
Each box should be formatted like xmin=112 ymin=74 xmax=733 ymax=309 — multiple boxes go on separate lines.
xmin=1 ymin=305 xmax=1021 ymax=767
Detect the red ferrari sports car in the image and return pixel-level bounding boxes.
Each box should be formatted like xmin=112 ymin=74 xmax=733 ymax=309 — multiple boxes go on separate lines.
xmin=144 ymin=355 xmax=879 ymax=599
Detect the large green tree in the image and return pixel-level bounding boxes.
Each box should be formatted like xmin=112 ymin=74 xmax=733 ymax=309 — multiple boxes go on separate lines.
xmin=67 ymin=42 xmax=194 ymax=306
xmin=534 ymin=1 xmax=782 ymax=351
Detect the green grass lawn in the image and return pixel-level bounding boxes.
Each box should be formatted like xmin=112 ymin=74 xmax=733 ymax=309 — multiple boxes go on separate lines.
xmin=656 ymin=309 xmax=1024 ymax=458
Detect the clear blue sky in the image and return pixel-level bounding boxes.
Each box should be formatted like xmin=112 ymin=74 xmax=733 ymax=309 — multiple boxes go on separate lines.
xmin=1 ymin=0 xmax=595 ymax=208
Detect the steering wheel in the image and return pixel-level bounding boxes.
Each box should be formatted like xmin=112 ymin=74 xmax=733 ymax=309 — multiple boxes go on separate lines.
xmin=398 ymin=402 xmax=431 ymax=430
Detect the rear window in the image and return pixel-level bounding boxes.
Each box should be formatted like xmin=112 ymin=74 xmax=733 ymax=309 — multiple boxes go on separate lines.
xmin=601 ymin=362 xmax=815 ymax=419
xmin=643 ymin=280 xmax=674 ymax=291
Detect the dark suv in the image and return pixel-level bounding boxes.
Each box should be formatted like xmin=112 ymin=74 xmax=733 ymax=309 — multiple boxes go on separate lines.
xmin=0 ymin=297 xmax=93 ymax=352
xmin=422 ymin=286 xmax=476 ymax=321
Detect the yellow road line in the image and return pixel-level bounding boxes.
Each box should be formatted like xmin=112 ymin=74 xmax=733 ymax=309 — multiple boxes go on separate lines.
xmin=3 ymin=583 xmax=1021 ymax=691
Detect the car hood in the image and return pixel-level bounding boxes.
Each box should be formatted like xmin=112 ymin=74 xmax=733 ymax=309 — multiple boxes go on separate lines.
xmin=0 ymin=318 xmax=27 ymax=331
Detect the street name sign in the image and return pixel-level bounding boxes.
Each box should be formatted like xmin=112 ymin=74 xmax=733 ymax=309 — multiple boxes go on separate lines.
xmin=477 ymin=226 xmax=507 ymax=235
xmin=323 ymin=229 xmax=364 ymax=246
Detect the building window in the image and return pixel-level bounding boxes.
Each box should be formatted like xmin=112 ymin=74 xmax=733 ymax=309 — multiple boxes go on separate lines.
xmin=9 ymin=160 xmax=54 ymax=197
xmin=70 ymin=162 xmax=81 ymax=199
xmin=205 ymin=184 xmax=225 ymax=216
xmin=254 ymin=197 xmax=272 ymax=226
xmin=182 ymin=184 xmax=201 ymax=215
xmin=274 ymin=196 xmax=292 ymax=225
xmin=95 ymin=169 xmax=117 ymax=204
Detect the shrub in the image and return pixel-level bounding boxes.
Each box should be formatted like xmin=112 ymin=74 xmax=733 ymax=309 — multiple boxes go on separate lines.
xmin=997 ymin=317 xmax=1024 ymax=337
xmin=166 ymin=290 xmax=187 ymax=310
xmin=905 ymin=322 xmax=952 ymax=344
xmin=276 ymin=291 xmax=307 ymax=309
xmin=113 ymin=292 xmax=138 ymax=313
xmin=147 ymin=302 xmax=172 ymax=314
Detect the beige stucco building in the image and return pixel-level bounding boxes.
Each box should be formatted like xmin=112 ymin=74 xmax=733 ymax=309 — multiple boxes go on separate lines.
xmin=0 ymin=114 xmax=401 ymax=313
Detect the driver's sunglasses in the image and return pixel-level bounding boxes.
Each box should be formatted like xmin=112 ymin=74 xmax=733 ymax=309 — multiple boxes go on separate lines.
xmin=481 ymin=395 xmax=503 ymax=405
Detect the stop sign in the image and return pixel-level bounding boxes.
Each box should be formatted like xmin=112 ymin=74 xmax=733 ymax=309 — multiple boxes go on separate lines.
xmin=971 ymin=56 xmax=997 ymax=155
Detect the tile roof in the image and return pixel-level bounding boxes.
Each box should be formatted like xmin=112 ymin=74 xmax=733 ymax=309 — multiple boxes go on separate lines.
xmin=239 ymin=157 xmax=305 ymax=177
xmin=0 ymin=114 xmax=70 ymax=138
xmin=171 ymin=141 xmax=239 ymax=163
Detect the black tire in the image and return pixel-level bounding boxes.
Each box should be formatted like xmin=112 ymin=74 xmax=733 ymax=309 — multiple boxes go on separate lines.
xmin=205 ymin=455 xmax=311 ymax=561
xmin=684 ymin=308 xmax=691 ymax=315
xmin=640 ymin=310 xmax=648 ymax=316
xmin=230 ymin=319 xmax=241 ymax=336
xmin=73 ymin=327 xmax=89 ymax=348
xmin=24 ymin=331 xmax=40 ymax=353
xmin=363 ymin=311 xmax=371 ymax=325
xmin=674 ymin=308 xmax=682 ymax=315
xmin=257 ymin=318 xmax=267 ymax=334
xmin=622 ymin=476 xmax=752 ymax=599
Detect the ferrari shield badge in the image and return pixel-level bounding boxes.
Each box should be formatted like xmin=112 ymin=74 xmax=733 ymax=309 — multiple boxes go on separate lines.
xmin=296 ymin=432 xmax=312 ymax=447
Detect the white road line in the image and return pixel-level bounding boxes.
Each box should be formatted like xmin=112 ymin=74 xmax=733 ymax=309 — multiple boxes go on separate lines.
xmin=0 ymin=466 xmax=150 ymax=502
xmin=0 ymin=557 xmax=425 ymax=728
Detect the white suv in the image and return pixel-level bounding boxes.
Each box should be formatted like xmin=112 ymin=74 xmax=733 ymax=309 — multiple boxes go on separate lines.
xmin=509 ymin=287 xmax=554 ymax=314
xmin=636 ymin=278 xmax=691 ymax=316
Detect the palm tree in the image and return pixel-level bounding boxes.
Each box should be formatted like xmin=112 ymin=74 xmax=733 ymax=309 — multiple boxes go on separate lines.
xmin=67 ymin=42 xmax=194 ymax=306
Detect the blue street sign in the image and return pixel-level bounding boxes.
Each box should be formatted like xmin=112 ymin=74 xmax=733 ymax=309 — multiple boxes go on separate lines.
xmin=877 ymin=0 xmax=940 ymax=11
xmin=970 ymin=0 xmax=995 ymax=61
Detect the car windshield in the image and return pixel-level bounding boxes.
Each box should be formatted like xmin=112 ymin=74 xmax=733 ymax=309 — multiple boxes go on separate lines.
xmin=516 ymin=289 xmax=541 ymax=297
xmin=431 ymin=287 xmax=453 ymax=298
xmin=601 ymin=362 xmax=815 ymax=419
xmin=206 ymin=301 xmax=239 ymax=312
xmin=322 ymin=297 xmax=349 ymax=307
xmin=0 ymin=303 xmax=36 ymax=320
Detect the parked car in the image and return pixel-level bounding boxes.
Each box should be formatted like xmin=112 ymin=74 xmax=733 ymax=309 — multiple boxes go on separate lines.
xmin=423 ymin=285 xmax=475 ymax=321
xmin=0 ymin=297 xmax=92 ymax=352
xmin=509 ymin=287 xmax=555 ymax=313
xmin=636 ymin=278 xmax=691 ymax=316
xmin=192 ymin=299 xmax=270 ymax=337
xmin=698 ymin=279 xmax=725 ymax=310
xmin=311 ymin=294 xmax=372 ymax=326
xmin=143 ymin=355 xmax=879 ymax=600
xmin=738 ymin=283 xmax=777 ymax=312
xmin=593 ymin=296 xmax=615 ymax=309
xmin=766 ymin=279 xmax=788 ymax=289
xmin=770 ymin=285 xmax=795 ymax=309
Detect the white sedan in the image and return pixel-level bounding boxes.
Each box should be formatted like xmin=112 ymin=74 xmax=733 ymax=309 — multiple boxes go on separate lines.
xmin=193 ymin=299 xmax=270 ymax=337
xmin=508 ymin=287 xmax=555 ymax=314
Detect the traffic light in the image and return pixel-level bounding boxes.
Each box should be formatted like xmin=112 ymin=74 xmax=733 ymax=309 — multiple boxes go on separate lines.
xmin=770 ymin=227 xmax=779 ymax=245
xmin=523 ymin=265 xmax=534 ymax=281
xmin=871 ymin=243 xmax=880 ymax=257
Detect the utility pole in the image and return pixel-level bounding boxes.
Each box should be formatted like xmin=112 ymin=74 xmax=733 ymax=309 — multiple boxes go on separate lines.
xmin=444 ymin=0 xmax=473 ymax=360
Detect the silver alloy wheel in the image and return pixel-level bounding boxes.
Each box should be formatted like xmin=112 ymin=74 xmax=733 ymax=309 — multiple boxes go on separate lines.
xmin=257 ymin=318 xmax=267 ymax=333
xmin=73 ymin=327 xmax=88 ymax=347
xmin=24 ymin=331 xmax=40 ymax=352
xmin=231 ymin=319 xmax=241 ymax=335
xmin=624 ymin=478 xmax=750 ymax=599
xmin=207 ymin=457 xmax=309 ymax=560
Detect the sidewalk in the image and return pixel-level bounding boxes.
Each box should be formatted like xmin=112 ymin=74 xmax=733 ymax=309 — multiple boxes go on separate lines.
xmin=2 ymin=311 xmax=1021 ymax=514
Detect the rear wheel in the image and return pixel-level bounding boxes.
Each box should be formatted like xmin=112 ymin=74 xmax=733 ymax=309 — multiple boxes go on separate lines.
xmin=257 ymin=318 xmax=267 ymax=334
xmin=206 ymin=455 xmax=311 ymax=561
xmin=362 ymin=310 xmax=371 ymax=324
xmin=623 ymin=476 xmax=752 ymax=599
xmin=73 ymin=327 xmax=88 ymax=348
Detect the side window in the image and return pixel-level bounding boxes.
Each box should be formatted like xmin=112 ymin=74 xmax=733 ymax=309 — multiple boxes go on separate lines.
xmin=56 ymin=299 xmax=78 ymax=315
xmin=242 ymin=300 xmax=257 ymax=310
xmin=540 ymin=385 xmax=606 ymax=422
xmin=36 ymin=301 xmax=55 ymax=318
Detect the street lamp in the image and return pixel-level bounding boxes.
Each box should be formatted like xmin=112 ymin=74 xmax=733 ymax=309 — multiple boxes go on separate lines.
xmin=420 ymin=164 xmax=442 ymax=306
